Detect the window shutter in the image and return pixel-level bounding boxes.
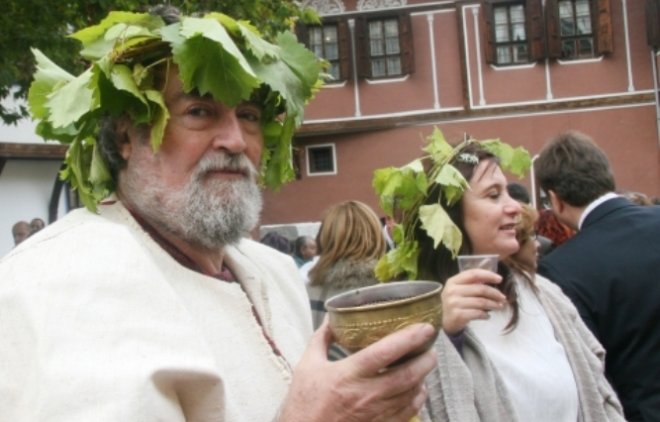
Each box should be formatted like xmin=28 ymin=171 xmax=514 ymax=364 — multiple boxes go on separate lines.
xmin=295 ymin=23 xmax=309 ymax=46
xmin=527 ymin=0 xmax=545 ymax=60
xmin=399 ymin=14 xmax=415 ymax=75
xmin=337 ymin=19 xmax=351 ymax=80
xmin=594 ymin=0 xmax=613 ymax=54
xmin=545 ymin=0 xmax=561 ymax=59
xmin=646 ymin=0 xmax=660 ymax=47
xmin=482 ymin=1 xmax=496 ymax=64
xmin=355 ymin=17 xmax=372 ymax=79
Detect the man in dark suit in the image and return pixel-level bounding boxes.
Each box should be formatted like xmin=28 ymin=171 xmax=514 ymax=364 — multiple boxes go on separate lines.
xmin=535 ymin=131 xmax=660 ymax=422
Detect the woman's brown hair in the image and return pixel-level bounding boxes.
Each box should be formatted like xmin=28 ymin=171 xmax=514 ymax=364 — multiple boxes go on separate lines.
xmin=309 ymin=201 xmax=386 ymax=286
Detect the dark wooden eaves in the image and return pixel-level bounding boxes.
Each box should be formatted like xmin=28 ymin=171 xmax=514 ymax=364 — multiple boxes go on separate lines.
xmin=295 ymin=93 xmax=655 ymax=138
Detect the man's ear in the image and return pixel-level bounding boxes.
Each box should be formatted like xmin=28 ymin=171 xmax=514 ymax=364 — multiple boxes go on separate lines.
xmin=115 ymin=120 xmax=133 ymax=161
xmin=548 ymin=190 xmax=564 ymax=213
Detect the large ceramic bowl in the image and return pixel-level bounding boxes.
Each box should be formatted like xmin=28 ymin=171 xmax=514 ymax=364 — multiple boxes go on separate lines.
xmin=325 ymin=280 xmax=443 ymax=356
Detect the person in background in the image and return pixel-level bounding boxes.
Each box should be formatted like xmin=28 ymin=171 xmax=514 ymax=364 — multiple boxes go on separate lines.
xmin=0 ymin=6 xmax=436 ymax=421
xmin=388 ymin=140 xmax=623 ymax=421
xmin=505 ymin=203 xmax=541 ymax=274
xmin=292 ymin=235 xmax=317 ymax=267
xmin=307 ymin=200 xmax=387 ymax=331
xmin=535 ymin=131 xmax=660 ymax=421
xmin=505 ymin=181 xmax=530 ymax=204
xmin=506 ymin=182 xmax=552 ymax=257
xmin=260 ymin=231 xmax=292 ymax=255
xmin=29 ymin=218 xmax=45 ymax=235
xmin=11 ymin=221 xmax=31 ymax=246
xmin=535 ymin=208 xmax=574 ymax=252
xmin=380 ymin=215 xmax=397 ymax=251
xmin=619 ymin=190 xmax=653 ymax=206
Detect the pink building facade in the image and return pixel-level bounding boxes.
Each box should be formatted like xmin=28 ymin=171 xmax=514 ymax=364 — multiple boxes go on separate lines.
xmin=261 ymin=0 xmax=660 ymax=226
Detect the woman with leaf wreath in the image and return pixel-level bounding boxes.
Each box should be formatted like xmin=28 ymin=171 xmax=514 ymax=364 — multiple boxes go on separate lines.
xmin=373 ymin=130 xmax=624 ymax=421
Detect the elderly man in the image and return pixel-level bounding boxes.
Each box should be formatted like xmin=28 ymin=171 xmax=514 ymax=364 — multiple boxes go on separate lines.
xmin=293 ymin=235 xmax=317 ymax=267
xmin=0 ymin=6 xmax=436 ymax=421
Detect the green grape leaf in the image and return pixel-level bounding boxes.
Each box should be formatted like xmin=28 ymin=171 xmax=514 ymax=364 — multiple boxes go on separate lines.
xmin=63 ymin=137 xmax=96 ymax=212
xmin=144 ymin=89 xmax=169 ymax=150
xmin=71 ymin=12 xmax=164 ymax=61
xmin=46 ymin=67 xmax=98 ymax=128
xmin=249 ymin=58 xmax=304 ymax=122
xmin=166 ymin=18 xmax=259 ymax=107
xmin=207 ymin=13 xmax=279 ymax=62
xmin=34 ymin=120 xmax=78 ymax=144
xmin=373 ymin=166 xmax=426 ymax=216
xmin=481 ymin=139 xmax=532 ymax=178
xmin=435 ymin=163 xmax=469 ymax=206
xmin=391 ymin=223 xmax=405 ymax=245
xmin=28 ymin=49 xmax=74 ymax=120
xmin=109 ymin=64 xmax=147 ymax=104
xmin=423 ymin=126 xmax=453 ymax=163
xmin=89 ymin=142 xmax=113 ymax=194
xmin=419 ymin=203 xmax=462 ymax=257
xmin=374 ymin=239 xmax=420 ymax=281
xmin=262 ymin=116 xmax=295 ymax=189
xmin=276 ymin=31 xmax=322 ymax=97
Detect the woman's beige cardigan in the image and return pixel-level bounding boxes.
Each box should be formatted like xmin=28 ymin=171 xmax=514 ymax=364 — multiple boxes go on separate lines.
xmin=421 ymin=274 xmax=625 ymax=422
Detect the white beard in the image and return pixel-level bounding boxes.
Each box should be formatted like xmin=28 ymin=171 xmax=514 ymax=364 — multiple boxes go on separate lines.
xmin=120 ymin=150 xmax=262 ymax=250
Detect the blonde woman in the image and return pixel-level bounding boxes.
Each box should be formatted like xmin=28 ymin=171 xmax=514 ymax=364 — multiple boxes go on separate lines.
xmin=307 ymin=200 xmax=387 ymax=331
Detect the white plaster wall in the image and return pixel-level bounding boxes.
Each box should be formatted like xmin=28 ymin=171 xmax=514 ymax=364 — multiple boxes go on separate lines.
xmin=0 ymin=159 xmax=65 ymax=257
xmin=0 ymin=93 xmax=67 ymax=257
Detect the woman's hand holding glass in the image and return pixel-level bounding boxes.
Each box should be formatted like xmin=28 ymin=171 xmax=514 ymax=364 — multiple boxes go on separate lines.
xmin=441 ymin=256 xmax=507 ymax=335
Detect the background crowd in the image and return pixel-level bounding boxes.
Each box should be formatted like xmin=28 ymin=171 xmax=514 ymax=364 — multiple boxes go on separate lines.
xmin=10 ymin=217 xmax=45 ymax=246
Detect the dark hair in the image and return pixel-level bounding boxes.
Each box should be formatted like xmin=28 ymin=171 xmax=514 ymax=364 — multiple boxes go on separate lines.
xmin=293 ymin=236 xmax=313 ymax=258
xmin=414 ymin=142 xmax=520 ymax=331
xmin=260 ymin=232 xmax=292 ymax=254
xmin=535 ymin=131 xmax=615 ymax=207
xmin=507 ymin=182 xmax=530 ymax=204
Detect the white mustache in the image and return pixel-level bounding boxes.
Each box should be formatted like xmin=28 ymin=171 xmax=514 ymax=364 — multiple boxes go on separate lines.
xmin=195 ymin=153 xmax=258 ymax=180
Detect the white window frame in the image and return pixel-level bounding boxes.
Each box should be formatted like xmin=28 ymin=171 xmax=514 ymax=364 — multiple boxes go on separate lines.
xmin=306 ymin=143 xmax=337 ymax=176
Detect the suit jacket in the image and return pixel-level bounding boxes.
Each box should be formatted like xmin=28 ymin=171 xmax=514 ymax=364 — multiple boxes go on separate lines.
xmin=538 ymin=197 xmax=660 ymax=422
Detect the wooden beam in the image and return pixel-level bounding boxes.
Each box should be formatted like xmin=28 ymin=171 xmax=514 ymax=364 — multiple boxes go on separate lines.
xmin=0 ymin=142 xmax=67 ymax=160
xmin=295 ymin=93 xmax=655 ymax=138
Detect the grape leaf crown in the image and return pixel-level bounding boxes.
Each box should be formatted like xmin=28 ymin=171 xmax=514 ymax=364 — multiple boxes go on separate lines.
xmin=28 ymin=10 xmax=324 ymax=211
xmin=372 ymin=128 xmax=532 ymax=281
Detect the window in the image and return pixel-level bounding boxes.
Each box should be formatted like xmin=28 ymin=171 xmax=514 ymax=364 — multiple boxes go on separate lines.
xmin=545 ymin=0 xmax=613 ymax=59
xmin=306 ymin=144 xmax=337 ymax=175
xmin=493 ymin=4 xmax=528 ymax=64
xmin=368 ymin=18 xmax=402 ymax=77
xmin=558 ymin=0 xmax=594 ymax=59
xmin=646 ymin=0 xmax=660 ymax=48
xmin=356 ymin=13 xmax=414 ymax=79
xmin=309 ymin=25 xmax=340 ymax=80
xmin=483 ymin=0 xmax=544 ymax=65
xmin=297 ymin=20 xmax=350 ymax=82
